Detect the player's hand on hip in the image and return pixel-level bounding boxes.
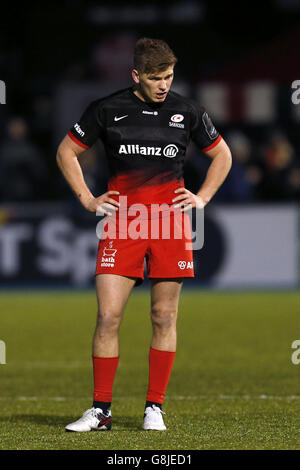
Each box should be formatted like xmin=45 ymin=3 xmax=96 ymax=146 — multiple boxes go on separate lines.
xmin=84 ymin=191 xmax=120 ymax=216
xmin=172 ymin=188 xmax=205 ymax=212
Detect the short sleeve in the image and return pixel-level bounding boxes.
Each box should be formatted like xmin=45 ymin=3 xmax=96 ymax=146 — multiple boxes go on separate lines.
xmin=190 ymin=103 xmax=221 ymax=152
xmin=68 ymin=100 xmax=105 ymax=149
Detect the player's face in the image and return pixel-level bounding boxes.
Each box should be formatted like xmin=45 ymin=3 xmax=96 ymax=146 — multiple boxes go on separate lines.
xmin=133 ymin=66 xmax=174 ymax=103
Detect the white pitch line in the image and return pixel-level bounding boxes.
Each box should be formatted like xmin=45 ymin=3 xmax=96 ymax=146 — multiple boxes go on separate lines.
xmin=1 ymin=395 xmax=300 ymax=401
xmin=7 ymin=361 xmax=90 ymax=368
xmin=172 ymin=395 xmax=300 ymax=400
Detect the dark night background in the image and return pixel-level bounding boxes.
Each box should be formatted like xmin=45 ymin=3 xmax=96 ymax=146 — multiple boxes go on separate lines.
xmin=1 ymin=0 xmax=300 ymax=205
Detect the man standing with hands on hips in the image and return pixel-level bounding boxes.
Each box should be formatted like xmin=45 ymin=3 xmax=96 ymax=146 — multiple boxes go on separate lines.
xmin=57 ymin=37 xmax=231 ymax=432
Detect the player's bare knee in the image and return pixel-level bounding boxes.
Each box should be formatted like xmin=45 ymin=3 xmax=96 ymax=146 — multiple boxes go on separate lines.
xmin=96 ymin=309 xmax=122 ymax=332
xmin=151 ymin=307 xmax=177 ymax=332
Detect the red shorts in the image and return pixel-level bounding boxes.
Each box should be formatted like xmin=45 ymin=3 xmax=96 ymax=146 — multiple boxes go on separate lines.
xmin=95 ymin=209 xmax=194 ymax=285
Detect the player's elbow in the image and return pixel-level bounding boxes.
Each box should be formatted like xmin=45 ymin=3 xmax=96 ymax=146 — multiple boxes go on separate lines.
xmin=224 ymin=146 xmax=232 ymax=171
xmin=218 ymin=139 xmax=232 ymax=171
xmin=56 ymin=144 xmax=71 ymax=172
xmin=56 ymin=144 xmax=64 ymax=169
xmin=56 ymin=140 xmax=76 ymax=168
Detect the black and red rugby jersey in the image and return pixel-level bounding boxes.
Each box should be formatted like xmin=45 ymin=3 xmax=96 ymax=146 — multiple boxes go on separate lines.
xmin=68 ymin=87 xmax=221 ymax=206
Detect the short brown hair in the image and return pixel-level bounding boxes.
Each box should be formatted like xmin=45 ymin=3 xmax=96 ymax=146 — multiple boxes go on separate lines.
xmin=134 ymin=37 xmax=177 ymax=74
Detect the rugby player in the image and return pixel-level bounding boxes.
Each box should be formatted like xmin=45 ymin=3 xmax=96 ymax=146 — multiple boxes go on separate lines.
xmin=57 ymin=38 xmax=232 ymax=432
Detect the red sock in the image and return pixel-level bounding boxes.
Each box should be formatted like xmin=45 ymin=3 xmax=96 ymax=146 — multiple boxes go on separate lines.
xmin=146 ymin=347 xmax=176 ymax=405
xmin=92 ymin=356 xmax=119 ymax=402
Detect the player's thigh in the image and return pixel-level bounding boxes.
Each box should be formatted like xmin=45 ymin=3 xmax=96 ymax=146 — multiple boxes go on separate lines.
xmin=150 ymin=278 xmax=183 ymax=321
xmin=96 ymin=274 xmax=137 ymax=321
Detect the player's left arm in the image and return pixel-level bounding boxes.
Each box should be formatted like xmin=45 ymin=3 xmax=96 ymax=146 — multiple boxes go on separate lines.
xmin=197 ymin=137 xmax=232 ymax=203
xmin=173 ymin=138 xmax=231 ymax=210
xmin=173 ymin=104 xmax=232 ymax=211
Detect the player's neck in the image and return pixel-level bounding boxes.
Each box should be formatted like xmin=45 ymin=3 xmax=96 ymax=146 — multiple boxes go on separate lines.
xmin=133 ymin=86 xmax=148 ymax=103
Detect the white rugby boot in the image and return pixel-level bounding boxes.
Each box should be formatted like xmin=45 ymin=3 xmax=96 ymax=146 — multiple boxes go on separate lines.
xmin=143 ymin=404 xmax=166 ymax=431
xmin=65 ymin=407 xmax=112 ymax=432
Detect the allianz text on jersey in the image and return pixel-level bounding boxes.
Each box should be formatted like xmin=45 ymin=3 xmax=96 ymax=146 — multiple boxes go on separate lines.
xmin=118 ymin=144 xmax=179 ymax=158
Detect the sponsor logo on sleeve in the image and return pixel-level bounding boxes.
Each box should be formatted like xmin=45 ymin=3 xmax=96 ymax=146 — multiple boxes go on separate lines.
xmin=74 ymin=123 xmax=85 ymax=137
xmin=202 ymin=112 xmax=218 ymax=140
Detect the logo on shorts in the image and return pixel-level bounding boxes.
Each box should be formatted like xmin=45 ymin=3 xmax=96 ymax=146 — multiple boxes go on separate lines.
xmin=178 ymin=260 xmax=193 ymax=270
xmin=101 ymin=242 xmax=117 ymax=267
xmin=103 ymin=247 xmax=117 ymax=257
xmin=178 ymin=261 xmax=186 ymax=270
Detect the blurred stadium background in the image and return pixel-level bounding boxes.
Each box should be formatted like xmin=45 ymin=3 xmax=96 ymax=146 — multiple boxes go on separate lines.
xmin=1 ymin=0 xmax=300 ymax=289
xmin=1 ymin=0 xmax=300 ymax=450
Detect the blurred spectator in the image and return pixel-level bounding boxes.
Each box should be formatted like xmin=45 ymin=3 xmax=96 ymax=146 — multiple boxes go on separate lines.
xmin=61 ymin=61 xmax=88 ymax=82
xmin=210 ymin=131 xmax=263 ymax=203
xmin=259 ymin=131 xmax=297 ymax=201
xmin=55 ymin=140 xmax=109 ymax=204
xmin=184 ymin=142 xmax=210 ymax=195
xmin=78 ymin=141 xmax=109 ymax=197
xmin=31 ymin=95 xmax=53 ymax=150
xmin=91 ymin=32 xmax=137 ymax=82
xmin=0 ymin=117 xmax=48 ymax=202
xmin=286 ymin=164 xmax=300 ymax=201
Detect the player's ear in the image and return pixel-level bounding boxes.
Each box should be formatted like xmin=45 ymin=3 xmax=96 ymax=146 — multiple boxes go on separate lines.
xmin=132 ymin=69 xmax=140 ymax=84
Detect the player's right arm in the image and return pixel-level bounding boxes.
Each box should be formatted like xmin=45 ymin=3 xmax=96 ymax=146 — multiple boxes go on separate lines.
xmin=56 ymin=134 xmax=120 ymax=216
xmin=57 ymin=100 xmax=120 ymax=216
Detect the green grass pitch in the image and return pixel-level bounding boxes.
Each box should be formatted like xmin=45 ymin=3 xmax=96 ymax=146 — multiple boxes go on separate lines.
xmin=1 ymin=289 xmax=300 ymax=450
